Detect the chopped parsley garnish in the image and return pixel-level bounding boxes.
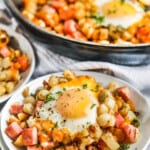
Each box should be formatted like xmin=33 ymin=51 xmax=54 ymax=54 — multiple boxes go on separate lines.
xmin=45 ymin=94 xmax=55 ymax=103
xmin=107 ymin=9 xmax=117 ymax=15
xmin=132 ymin=119 xmax=140 ymax=127
xmin=119 ymin=144 xmax=130 ymax=150
xmin=120 ymin=0 xmax=125 ymax=4
xmin=91 ymin=84 xmax=101 ymax=92
xmin=63 ymin=88 xmax=66 ymax=91
xmin=90 ymin=104 xmax=96 ymax=109
xmin=56 ymin=91 xmax=63 ymax=95
xmin=134 ymin=111 xmax=140 ymax=117
xmin=52 ymin=122 xmax=58 ymax=130
xmin=30 ymin=93 xmax=35 ymax=97
xmin=82 ymin=84 xmax=88 ymax=89
xmin=98 ymin=92 xmax=108 ymax=102
xmin=77 ymin=88 xmax=81 ymax=91
xmin=42 ymin=130 xmax=47 ymax=134
xmin=36 ymin=144 xmax=40 ymax=147
xmin=86 ymin=122 xmax=91 ymax=125
xmin=90 ymin=13 xmax=105 ymax=25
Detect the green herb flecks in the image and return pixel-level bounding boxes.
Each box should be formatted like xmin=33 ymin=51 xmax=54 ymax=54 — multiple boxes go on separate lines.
xmin=90 ymin=13 xmax=105 ymax=25
xmin=30 ymin=93 xmax=35 ymax=97
xmin=132 ymin=119 xmax=140 ymax=128
xmin=36 ymin=144 xmax=40 ymax=147
xmin=45 ymin=94 xmax=55 ymax=103
xmin=119 ymin=144 xmax=130 ymax=150
xmin=63 ymin=88 xmax=66 ymax=91
xmin=82 ymin=84 xmax=88 ymax=89
xmin=52 ymin=122 xmax=58 ymax=130
xmin=42 ymin=130 xmax=48 ymax=134
xmin=120 ymin=0 xmax=125 ymax=4
xmin=98 ymin=92 xmax=108 ymax=102
xmin=56 ymin=91 xmax=63 ymax=96
xmin=91 ymin=83 xmax=101 ymax=92
xmin=86 ymin=122 xmax=91 ymax=126
xmin=77 ymin=88 xmax=81 ymax=91
xmin=90 ymin=104 xmax=96 ymax=109
xmin=107 ymin=9 xmax=117 ymax=15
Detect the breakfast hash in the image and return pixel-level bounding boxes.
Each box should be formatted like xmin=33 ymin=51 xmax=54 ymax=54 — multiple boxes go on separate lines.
xmin=0 ymin=29 xmax=29 ymax=97
xmin=5 ymin=70 xmax=140 ymax=150
xmin=21 ymin=0 xmax=150 ymax=44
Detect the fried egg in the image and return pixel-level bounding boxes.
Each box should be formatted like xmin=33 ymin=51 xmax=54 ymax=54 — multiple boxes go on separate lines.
xmin=96 ymin=0 xmax=144 ymax=28
xmin=39 ymin=76 xmax=100 ymax=135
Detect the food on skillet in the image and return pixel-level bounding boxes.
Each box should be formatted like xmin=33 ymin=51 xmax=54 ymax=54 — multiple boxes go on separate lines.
xmin=21 ymin=0 xmax=150 ymax=44
xmin=5 ymin=70 xmax=140 ymax=150
xmin=0 ymin=29 xmax=29 ymax=97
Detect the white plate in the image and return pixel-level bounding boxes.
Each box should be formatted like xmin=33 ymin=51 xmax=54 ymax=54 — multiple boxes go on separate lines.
xmin=0 ymin=24 xmax=35 ymax=103
xmin=1 ymin=71 xmax=150 ymax=150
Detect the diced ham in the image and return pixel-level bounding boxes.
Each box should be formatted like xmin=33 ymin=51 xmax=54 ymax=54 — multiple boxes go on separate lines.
xmin=27 ymin=146 xmax=42 ymax=150
xmin=9 ymin=103 xmax=23 ymax=115
xmin=34 ymin=101 xmax=44 ymax=115
xmin=116 ymin=86 xmax=130 ymax=101
xmin=22 ymin=127 xmax=38 ymax=146
xmin=5 ymin=122 xmax=22 ymax=139
xmin=115 ymin=113 xmax=125 ymax=128
xmin=64 ymin=20 xmax=78 ymax=35
xmin=122 ymin=124 xmax=137 ymax=143
xmin=70 ymin=31 xmax=86 ymax=40
xmin=116 ymin=86 xmax=135 ymax=111
xmin=0 ymin=46 xmax=11 ymax=58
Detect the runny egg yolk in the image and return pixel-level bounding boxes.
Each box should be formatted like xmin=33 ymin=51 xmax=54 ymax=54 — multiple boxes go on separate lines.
xmin=55 ymin=89 xmax=93 ymax=119
xmin=102 ymin=0 xmax=137 ymax=18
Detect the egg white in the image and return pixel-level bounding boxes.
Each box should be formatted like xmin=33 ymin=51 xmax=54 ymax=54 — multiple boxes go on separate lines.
xmin=95 ymin=0 xmax=144 ymax=28
xmin=38 ymin=86 xmax=99 ymax=135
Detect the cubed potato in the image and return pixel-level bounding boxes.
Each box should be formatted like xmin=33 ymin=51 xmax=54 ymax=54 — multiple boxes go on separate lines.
xmin=7 ymin=115 xmax=20 ymax=124
xmin=101 ymin=132 xmax=120 ymax=150
xmin=24 ymin=96 xmax=36 ymax=104
xmin=22 ymin=87 xmax=29 ymax=97
xmin=14 ymin=134 xmax=24 ymax=147
xmin=23 ymin=103 xmax=34 ymax=114
xmin=18 ymin=112 xmax=28 ymax=121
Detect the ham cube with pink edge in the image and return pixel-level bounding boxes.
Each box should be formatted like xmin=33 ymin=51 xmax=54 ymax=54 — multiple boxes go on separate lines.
xmin=9 ymin=103 xmax=23 ymax=115
xmin=5 ymin=122 xmax=23 ymax=139
xmin=27 ymin=146 xmax=42 ymax=150
xmin=22 ymin=127 xmax=38 ymax=146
